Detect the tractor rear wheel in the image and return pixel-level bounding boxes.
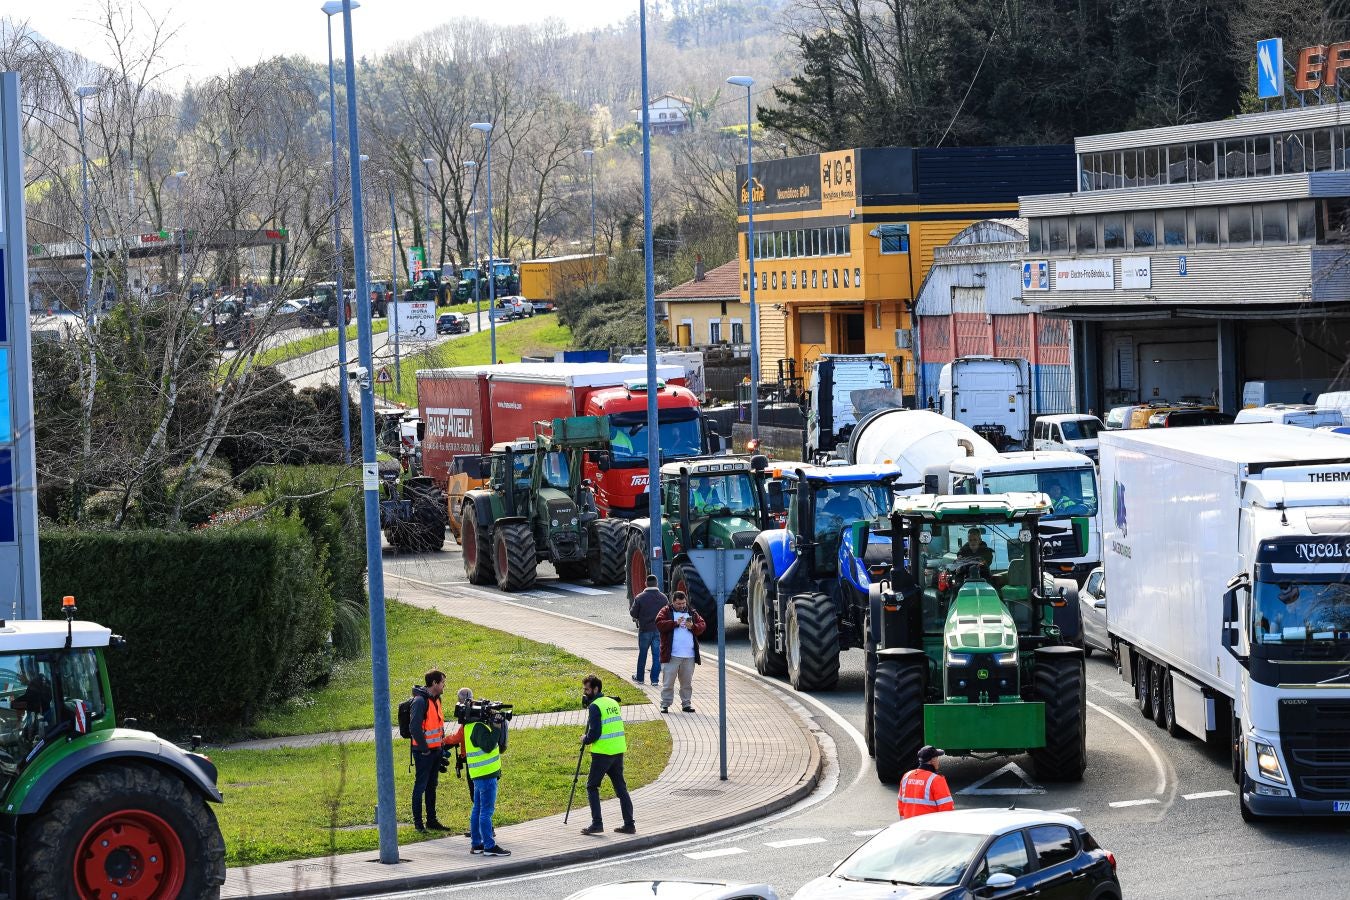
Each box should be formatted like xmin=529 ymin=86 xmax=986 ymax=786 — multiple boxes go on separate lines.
xmin=413 ymin=502 xmax=446 ymax=552
xmin=625 ymin=529 xmax=649 ymax=600
xmin=747 ymin=554 xmax=786 ymax=677
xmin=588 ymin=519 xmax=627 ymax=586
xmin=494 ymin=521 xmax=537 ymax=592
xmin=786 ymin=592 xmax=840 ymax=692
xmin=872 ymin=657 xmax=925 ymax=784
xmin=673 ymin=563 xmax=716 ymax=625
xmin=461 ymin=508 xmax=494 ymax=585
xmin=20 ymin=761 xmax=225 ymax=900
xmin=1030 ymin=653 xmax=1087 ymax=782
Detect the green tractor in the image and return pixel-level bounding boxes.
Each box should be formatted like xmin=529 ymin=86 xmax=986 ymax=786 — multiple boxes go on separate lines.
xmin=0 ymin=602 xmax=225 ymax=898
xmin=460 ymin=415 xmax=628 ymax=592
xmin=623 ymin=454 xmax=772 ymax=624
xmin=865 ymin=493 xmax=1086 ymax=784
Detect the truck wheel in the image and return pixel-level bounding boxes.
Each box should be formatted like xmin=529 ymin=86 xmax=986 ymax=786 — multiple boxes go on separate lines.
xmin=1163 ymin=673 xmax=1188 ymax=738
xmin=672 ymin=563 xmax=716 ymax=625
xmin=461 ymin=509 xmax=494 ymax=585
xmin=873 ymin=657 xmax=925 ymax=783
xmin=20 ymin=761 xmax=225 ymax=900
xmin=588 ymin=518 xmax=627 ymax=586
xmin=747 ymin=553 xmax=787 ymax=677
xmin=1135 ymin=656 xmax=1154 ymax=720
xmin=1151 ymin=662 xmax=1169 ymax=729
xmin=1030 ymin=653 xmax=1087 ymax=782
xmin=864 ymin=662 xmax=876 ymax=757
xmin=786 ymin=592 xmax=840 ymax=692
xmin=625 ymin=529 xmax=649 ymax=600
xmin=494 ymin=521 xmax=537 ymax=591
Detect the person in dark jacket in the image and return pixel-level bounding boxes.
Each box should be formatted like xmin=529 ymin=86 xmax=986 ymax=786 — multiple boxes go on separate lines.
xmin=629 ymin=575 xmax=668 ymax=685
xmin=655 ymin=591 xmax=706 ymax=713
xmin=408 ymin=670 xmax=447 ymax=832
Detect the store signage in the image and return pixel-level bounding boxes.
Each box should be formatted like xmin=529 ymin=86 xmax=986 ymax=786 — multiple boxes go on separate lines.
xmin=1257 ymin=39 xmax=1284 ymax=98
xmin=1294 ymin=42 xmax=1350 ymax=91
xmin=1121 ymin=256 xmax=1151 ymax=290
xmin=819 ymin=149 xmax=856 ymax=207
xmin=1054 ymin=260 xmax=1112 ymax=291
xmin=1022 ymin=260 xmax=1049 ymax=292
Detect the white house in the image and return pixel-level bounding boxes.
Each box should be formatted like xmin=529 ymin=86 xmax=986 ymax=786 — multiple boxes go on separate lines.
xmin=633 ymin=93 xmax=693 ymax=134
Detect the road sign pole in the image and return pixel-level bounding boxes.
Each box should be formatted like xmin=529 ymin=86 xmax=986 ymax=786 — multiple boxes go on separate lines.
xmin=688 ymin=548 xmax=751 ymax=782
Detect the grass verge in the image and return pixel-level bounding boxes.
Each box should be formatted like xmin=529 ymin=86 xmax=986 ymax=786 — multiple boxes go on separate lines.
xmin=251 ymin=303 xmax=484 ymax=369
xmin=218 ymin=719 xmax=670 ymax=866
xmin=387 ymin=317 xmax=572 ymax=406
xmin=249 ymin=600 xmax=637 ymax=738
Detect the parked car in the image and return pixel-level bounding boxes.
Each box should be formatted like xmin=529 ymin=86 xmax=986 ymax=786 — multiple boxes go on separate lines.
xmin=565 ymin=883 xmax=779 ymax=900
xmin=1032 ymin=414 xmax=1104 ymax=461
xmin=1146 ymin=408 xmax=1233 ymax=428
xmin=531 ymin=299 xmax=556 ymax=313
xmin=1233 ymin=403 xmax=1343 ymax=428
xmin=437 ymin=312 xmax=470 ymax=335
xmin=793 ymin=809 xmax=1120 ymax=900
xmin=1081 ymin=567 xmax=1109 ymax=658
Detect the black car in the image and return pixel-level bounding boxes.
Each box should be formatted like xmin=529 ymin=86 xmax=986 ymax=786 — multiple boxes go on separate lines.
xmin=1147 ymin=409 xmax=1234 ymax=428
xmin=437 ymin=312 xmax=470 ymax=335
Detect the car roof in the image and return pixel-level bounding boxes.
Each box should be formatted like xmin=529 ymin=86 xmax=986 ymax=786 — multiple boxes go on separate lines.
xmin=1039 ymin=414 xmax=1100 ymax=424
xmin=883 ymin=808 xmax=1086 ymax=837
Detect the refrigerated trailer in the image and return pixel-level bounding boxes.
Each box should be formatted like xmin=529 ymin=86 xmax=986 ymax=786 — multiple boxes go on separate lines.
xmin=1100 ymin=425 xmax=1350 ymax=820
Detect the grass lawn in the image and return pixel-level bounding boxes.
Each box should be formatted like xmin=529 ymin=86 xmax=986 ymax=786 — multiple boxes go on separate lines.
xmin=387 ymin=317 xmax=572 ymax=407
xmin=217 ymin=719 xmax=670 ymax=866
xmin=249 ymin=601 xmax=638 ymax=738
xmin=250 ymin=303 xmax=484 ymax=369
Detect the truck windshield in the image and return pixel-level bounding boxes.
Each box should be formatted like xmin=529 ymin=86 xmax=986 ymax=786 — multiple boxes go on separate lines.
xmin=609 ymin=410 xmax=702 ymax=465
xmin=689 ymin=473 xmax=758 ymax=518
xmin=1254 ymin=579 xmax=1350 ymax=647
xmin=1060 ymin=419 xmax=1102 ymax=441
xmin=981 ymin=468 xmax=1098 ymax=518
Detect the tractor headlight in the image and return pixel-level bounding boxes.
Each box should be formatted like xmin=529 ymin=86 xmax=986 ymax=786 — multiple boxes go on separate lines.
xmin=947 ymin=653 xmax=973 ymax=666
xmin=994 ymin=651 xmax=1018 ymax=666
xmin=1255 ymin=741 xmax=1286 ymax=784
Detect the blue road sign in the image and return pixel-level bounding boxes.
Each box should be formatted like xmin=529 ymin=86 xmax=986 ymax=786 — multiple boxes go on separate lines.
xmin=1257 ymin=39 xmax=1284 ymax=99
xmin=1179 ymin=255 xmax=1188 ymax=276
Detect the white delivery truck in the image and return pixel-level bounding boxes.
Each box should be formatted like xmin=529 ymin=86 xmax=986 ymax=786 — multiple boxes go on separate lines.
xmin=937 ymin=356 xmax=1031 ymax=451
xmin=1101 ymin=425 xmax=1350 ymax=820
xmin=805 ymin=353 xmax=894 ymax=461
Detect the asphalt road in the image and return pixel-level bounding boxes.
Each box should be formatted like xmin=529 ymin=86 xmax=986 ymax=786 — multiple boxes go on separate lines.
xmin=374 ymin=545 xmax=1350 ymax=900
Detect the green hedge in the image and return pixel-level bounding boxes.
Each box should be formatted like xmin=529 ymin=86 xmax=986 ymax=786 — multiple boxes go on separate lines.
xmin=40 ymin=515 xmax=332 ymax=731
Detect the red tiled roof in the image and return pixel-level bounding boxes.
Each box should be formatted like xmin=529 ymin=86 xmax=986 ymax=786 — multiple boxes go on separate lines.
xmin=657 ymin=260 xmax=741 ymax=302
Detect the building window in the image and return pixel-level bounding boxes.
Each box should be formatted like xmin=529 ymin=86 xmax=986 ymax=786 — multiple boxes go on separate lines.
xmin=1074 ymin=216 xmax=1097 ymax=253
xmin=841 ymin=227 xmax=851 ymax=254
xmin=1143 ymin=146 xmax=1163 ymax=186
xmin=1192 ymin=142 xmax=1216 ymax=181
xmin=1297 ymin=199 xmax=1317 ymax=242
xmin=742 ymin=273 xmax=749 ymax=291
xmin=1122 ymin=149 xmax=1141 ymax=188
xmin=1193 ymin=207 xmax=1219 ymax=246
xmin=880 ymin=227 xmax=908 ymax=254
xmin=812 ymin=270 xmax=818 ymax=289
xmin=1252 ymin=136 xmax=1273 ymax=177
xmin=1028 ymin=219 xmax=1044 ymax=253
xmin=798 ymin=230 xmax=807 ymax=256
xmin=1167 ymin=144 xmax=1188 ymax=184
xmin=1102 ymin=214 xmax=1125 ymax=250
xmin=731 ymin=320 xmax=744 ymax=343
xmin=761 ymin=272 xmax=768 ymax=289
xmin=1221 ymin=139 xmax=1246 ymax=179
xmin=1260 ymin=202 xmax=1288 ymax=243
xmin=1320 ymin=198 xmax=1350 ymax=243
xmin=1047 ymin=217 xmax=1069 ymax=253
xmin=1313 ymin=129 xmax=1334 ymax=171
xmin=1131 ymin=212 xmax=1156 ymax=249
xmin=709 ymin=321 xmax=722 ymax=343
xmin=1226 ymin=205 xmax=1253 ymax=245
xmin=1162 ymin=209 xmax=1186 ymax=247
xmin=854 ymin=267 xmax=861 ymax=288
xmin=791 ymin=270 xmax=798 ymax=289
xmin=832 ymin=269 xmax=839 ymax=288
xmin=771 ymin=272 xmax=778 ymax=289
xmin=1282 ymin=133 xmax=1306 ymax=175
xmin=800 ymin=312 xmax=826 ymax=344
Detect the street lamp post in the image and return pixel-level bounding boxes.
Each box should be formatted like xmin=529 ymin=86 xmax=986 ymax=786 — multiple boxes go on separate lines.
xmin=321 ymin=0 xmax=357 ymax=464
xmin=582 ymin=148 xmax=596 ymax=258
xmin=172 ymin=170 xmax=188 ymax=286
xmin=470 ymin=123 xmax=497 ymax=364
xmin=336 ymin=0 xmax=399 ymax=865
xmin=464 ymin=159 xmax=481 ymax=330
xmin=639 ymin=4 xmax=661 ymax=595
xmin=728 ymin=75 xmax=759 ymax=444
xmin=421 ymin=156 xmax=435 ymax=272
xmin=75 ymin=85 xmax=99 ymax=323
xmin=381 ymin=169 xmax=402 ymax=392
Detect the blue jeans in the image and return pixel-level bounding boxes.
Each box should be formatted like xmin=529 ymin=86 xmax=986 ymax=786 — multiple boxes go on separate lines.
xmin=469 ymin=774 xmax=499 ymax=848
xmin=636 ymin=631 xmax=661 ymax=682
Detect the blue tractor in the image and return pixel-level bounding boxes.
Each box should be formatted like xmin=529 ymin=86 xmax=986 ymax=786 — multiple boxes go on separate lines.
xmin=746 ymin=464 xmax=905 ymax=691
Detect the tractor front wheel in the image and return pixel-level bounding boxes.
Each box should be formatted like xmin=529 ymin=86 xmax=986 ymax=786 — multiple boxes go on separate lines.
xmin=1030 ymin=653 xmax=1087 ymax=782
xmin=786 ymin=592 xmax=840 ymax=692
xmin=872 ymin=656 xmax=925 ymax=784
xmin=494 ymin=521 xmax=538 ymax=592
xmin=461 ymin=508 xmax=494 ymax=585
xmin=20 ymin=762 xmax=225 ymax=900
xmin=672 ymin=562 xmax=715 ymax=625
xmin=747 ymin=554 xmax=786 ymax=677
xmin=589 ymin=519 xmax=627 ymax=586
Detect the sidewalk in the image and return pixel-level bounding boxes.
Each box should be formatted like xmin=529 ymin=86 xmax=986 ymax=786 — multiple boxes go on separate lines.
xmin=223 ymin=575 xmax=823 ymax=899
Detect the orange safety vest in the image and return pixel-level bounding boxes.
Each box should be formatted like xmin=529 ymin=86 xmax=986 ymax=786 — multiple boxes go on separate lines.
xmin=422 ymin=696 xmax=445 ymax=750
xmin=897 ymin=768 xmax=954 ymax=818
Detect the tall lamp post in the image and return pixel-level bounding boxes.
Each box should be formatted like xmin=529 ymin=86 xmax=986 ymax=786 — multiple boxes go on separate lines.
xmin=638 ymin=4 xmax=661 ymax=592
xmin=421 ymin=156 xmax=435 ymax=272
xmin=172 ymin=170 xmax=188 ymax=286
xmin=337 ymin=0 xmax=399 ymax=865
xmin=463 ymin=159 xmax=481 ymax=329
xmin=582 ymin=148 xmax=596 ymax=257
xmin=728 ymin=75 xmax=759 ymax=443
xmin=470 ymin=122 xmax=497 ymax=364
xmin=321 ymin=0 xmax=357 ymax=464
xmin=75 ymin=85 xmax=99 ymax=323
xmin=380 ymin=169 xmax=402 ymax=392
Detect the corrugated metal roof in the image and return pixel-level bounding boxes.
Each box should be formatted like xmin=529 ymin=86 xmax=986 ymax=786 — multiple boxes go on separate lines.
xmin=1075 ymin=101 xmax=1350 ymax=153
xmin=657 ymin=260 xmax=741 ymax=302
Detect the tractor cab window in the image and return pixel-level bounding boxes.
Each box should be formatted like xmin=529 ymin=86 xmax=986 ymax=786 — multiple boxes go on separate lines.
xmin=510 ymin=453 xmax=533 ymax=492
xmin=541 ymin=451 xmax=571 ymax=490
xmin=688 ymin=473 xmax=758 ymax=518
xmin=0 ymin=653 xmax=57 ymax=782
xmin=812 ymin=483 xmax=892 ymax=570
xmin=60 ymin=650 xmax=106 ymax=721
xmin=916 ymin=522 xmax=1036 ymax=633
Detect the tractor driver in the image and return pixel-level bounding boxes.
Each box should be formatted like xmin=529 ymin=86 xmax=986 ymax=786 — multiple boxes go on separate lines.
xmin=690 ymin=476 xmax=726 ymax=515
xmin=956 ymin=528 xmax=994 ymax=569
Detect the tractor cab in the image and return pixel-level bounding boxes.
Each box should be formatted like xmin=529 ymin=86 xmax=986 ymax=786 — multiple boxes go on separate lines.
xmin=486 ymin=438 xmax=538 ymax=518
xmin=660 ymin=454 xmax=770 ymax=555
xmin=782 ymin=465 xmax=902 ymax=591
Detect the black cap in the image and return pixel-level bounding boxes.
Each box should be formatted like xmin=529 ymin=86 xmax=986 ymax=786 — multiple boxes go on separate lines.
xmin=918 ymin=745 xmax=945 ymax=764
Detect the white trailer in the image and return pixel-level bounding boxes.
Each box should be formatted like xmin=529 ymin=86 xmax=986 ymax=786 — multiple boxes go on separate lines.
xmin=1101 ymin=425 xmax=1350 ymax=820
xmin=937 ymin=356 xmax=1031 ymax=451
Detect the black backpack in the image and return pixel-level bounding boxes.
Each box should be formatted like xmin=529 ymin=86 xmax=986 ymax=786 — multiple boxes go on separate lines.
xmin=397 ymin=689 xmax=417 ymax=739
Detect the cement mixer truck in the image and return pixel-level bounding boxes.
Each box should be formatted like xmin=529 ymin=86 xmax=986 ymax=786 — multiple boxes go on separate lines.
xmin=844 ymin=408 xmax=998 ymax=484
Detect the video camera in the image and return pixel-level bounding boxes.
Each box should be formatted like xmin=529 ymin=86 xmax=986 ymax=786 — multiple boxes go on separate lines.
xmin=454 ymin=697 xmax=514 ymax=726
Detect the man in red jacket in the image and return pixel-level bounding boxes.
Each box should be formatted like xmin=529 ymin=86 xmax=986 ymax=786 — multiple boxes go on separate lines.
xmin=898 ymin=745 xmax=954 ymax=818
xmin=655 ymin=591 xmax=706 ymax=714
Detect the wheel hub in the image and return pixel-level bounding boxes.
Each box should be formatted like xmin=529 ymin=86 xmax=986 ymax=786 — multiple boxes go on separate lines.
xmin=76 ymin=810 xmax=185 ymax=900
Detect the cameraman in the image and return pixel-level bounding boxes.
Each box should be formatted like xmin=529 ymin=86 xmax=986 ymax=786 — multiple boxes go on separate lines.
xmin=579 ymin=674 xmax=636 ymax=836
xmin=446 ymin=687 xmax=510 ymax=857
xmin=408 ymin=670 xmax=447 ymax=833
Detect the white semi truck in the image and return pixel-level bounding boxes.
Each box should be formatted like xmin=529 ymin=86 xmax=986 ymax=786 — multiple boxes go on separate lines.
xmin=937 ymin=356 xmax=1031 ymax=450
xmin=1101 ymin=425 xmax=1350 ymax=820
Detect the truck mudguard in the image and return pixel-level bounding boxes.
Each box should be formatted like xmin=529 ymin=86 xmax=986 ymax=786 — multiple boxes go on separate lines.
xmin=755 ymin=529 xmax=795 ymax=590
xmin=15 ymin=733 xmax=223 ymax=814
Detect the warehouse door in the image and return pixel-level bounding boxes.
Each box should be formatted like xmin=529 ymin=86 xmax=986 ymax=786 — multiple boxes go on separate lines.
xmin=1136 ymin=339 xmax=1217 ymax=405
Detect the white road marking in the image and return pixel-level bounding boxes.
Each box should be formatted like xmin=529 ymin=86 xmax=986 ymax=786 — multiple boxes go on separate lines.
xmin=852 ymin=829 xmax=883 ymax=836
xmin=685 ymin=847 xmax=747 ymax=860
xmin=518 ymin=591 xmax=555 ymax=602
xmin=957 ymin=761 xmax=1045 ymax=796
xmin=1108 ymin=798 xmax=1160 ymax=808
xmin=549 ymin=582 xmax=611 ymax=596
xmin=1049 ymin=808 xmax=1081 ymax=813
xmin=1183 ymin=790 xmax=1234 ymax=801
xmin=1087 ymin=699 xmax=1169 ymax=796
xmin=765 ymin=837 xmax=828 ymax=849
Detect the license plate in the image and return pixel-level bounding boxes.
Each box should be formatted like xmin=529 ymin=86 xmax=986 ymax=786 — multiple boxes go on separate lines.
xmin=1335 ymin=801 xmax=1350 ymax=813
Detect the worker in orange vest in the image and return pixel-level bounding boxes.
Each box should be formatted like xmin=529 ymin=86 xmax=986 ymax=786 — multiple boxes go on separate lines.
xmin=898 ymin=745 xmax=954 ymax=818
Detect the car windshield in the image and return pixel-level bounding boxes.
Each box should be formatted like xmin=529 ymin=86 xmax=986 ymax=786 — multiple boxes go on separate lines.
xmin=834 ymin=828 xmax=986 ymax=886
xmin=1059 ymin=419 xmax=1102 ymax=441
xmin=688 ymin=472 xmax=758 ymax=518
xmin=609 ymin=410 xmax=702 ymax=464
xmin=981 ymin=468 xmax=1098 ymax=518
xmin=1254 ymin=579 xmax=1350 ymax=650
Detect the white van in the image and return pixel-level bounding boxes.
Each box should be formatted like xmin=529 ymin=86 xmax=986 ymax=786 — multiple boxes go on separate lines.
xmin=1233 ymin=403 xmax=1343 ymax=428
xmin=1032 ymin=414 xmax=1104 ymax=460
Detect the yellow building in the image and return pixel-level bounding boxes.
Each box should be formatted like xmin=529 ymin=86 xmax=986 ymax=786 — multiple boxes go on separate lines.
xmin=737 ymin=147 xmax=1075 ymax=400
xmin=657 ymin=260 xmax=743 ymax=347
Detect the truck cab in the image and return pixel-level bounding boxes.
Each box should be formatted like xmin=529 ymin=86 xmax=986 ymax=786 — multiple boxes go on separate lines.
xmin=805 ymin=354 xmax=894 ymax=462
xmin=937 ymin=356 xmax=1031 ymax=450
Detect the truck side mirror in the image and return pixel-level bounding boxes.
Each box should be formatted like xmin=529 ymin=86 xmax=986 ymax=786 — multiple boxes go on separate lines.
xmin=1221 ymin=584 xmax=1248 ymax=665
xmin=923 ymin=474 xmax=939 ymax=495
xmin=595 ymin=452 xmax=612 ymax=472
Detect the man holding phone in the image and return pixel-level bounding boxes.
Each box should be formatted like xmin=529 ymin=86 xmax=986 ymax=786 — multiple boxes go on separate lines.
xmin=655 ymin=591 xmax=706 ymax=714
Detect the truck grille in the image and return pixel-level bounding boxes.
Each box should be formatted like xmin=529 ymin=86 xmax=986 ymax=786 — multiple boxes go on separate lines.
xmin=1278 ymin=699 xmax=1350 ymax=799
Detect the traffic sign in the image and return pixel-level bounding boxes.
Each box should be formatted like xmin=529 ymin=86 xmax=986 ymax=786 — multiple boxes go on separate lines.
xmin=393 ymin=299 xmax=436 ymax=341
xmin=375 ymin=366 xmax=393 ymax=384
xmin=688 ymin=548 xmax=753 ymax=782
xmin=1257 ymin=39 xmax=1284 ymax=99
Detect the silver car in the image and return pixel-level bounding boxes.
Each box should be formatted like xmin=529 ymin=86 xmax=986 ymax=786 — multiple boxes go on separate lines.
xmin=1080 ymin=566 xmax=1110 ymax=658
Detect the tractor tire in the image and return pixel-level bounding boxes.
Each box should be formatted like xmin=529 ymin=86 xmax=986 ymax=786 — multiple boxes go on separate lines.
xmin=672 ymin=562 xmax=716 ymax=625
xmin=461 ymin=508 xmax=494 ymax=586
xmin=413 ymin=503 xmax=446 ymax=552
xmin=864 ymin=661 xmax=876 ymax=758
xmin=872 ymin=657 xmax=926 ymax=784
xmin=1030 ymin=653 xmax=1087 ymax=782
xmin=588 ymin=518 xmax=627 ymax=586
xmin=1152 ymin=662 xmax=1170 ymax=729
xmin=19 ymin=761 xmax=225 ymax=900
xmin=555 ymin=561 xmax=589 ymax=582
xmin=747 ymin=553 xmax=786 ymax=677
xmin=625 ymin=529 xmax=649 ymax=600
xmin=786 ymin=592 xmax=840 ymax=692
xmin=494 ymin=521 xmax=537 ymax=592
